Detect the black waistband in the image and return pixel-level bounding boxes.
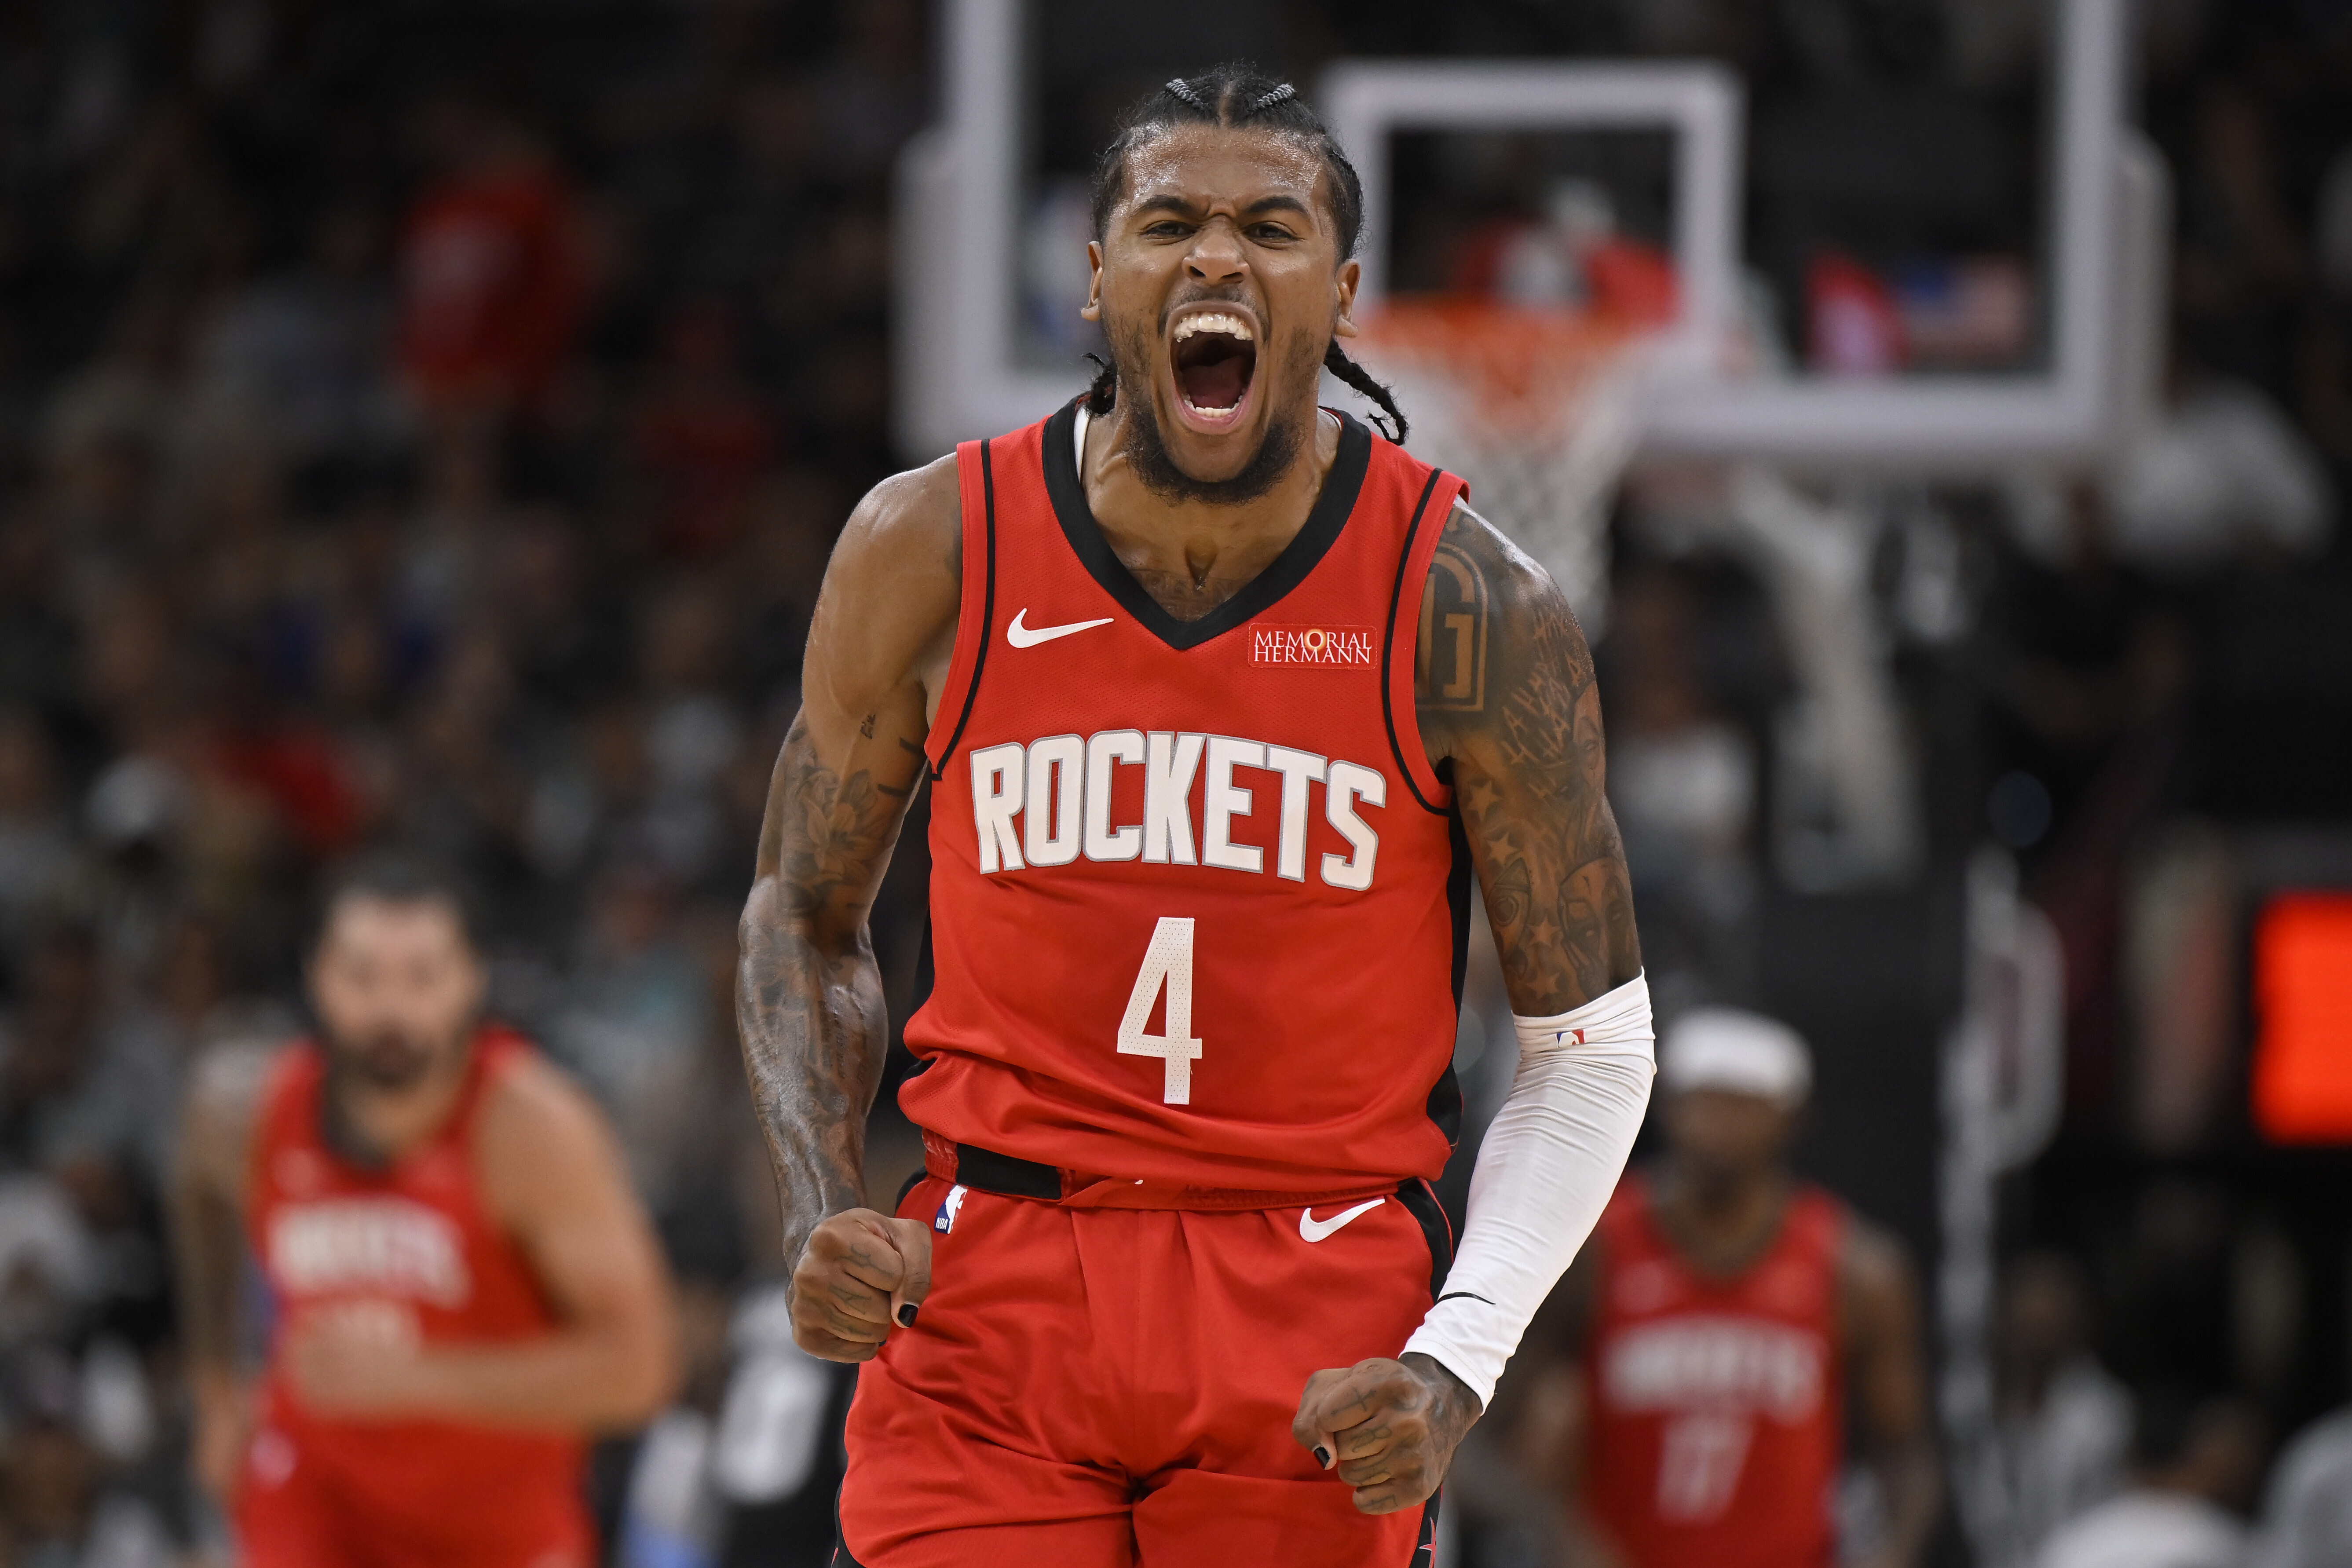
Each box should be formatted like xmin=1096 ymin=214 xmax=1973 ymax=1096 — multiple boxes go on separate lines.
xmin=947 ymin=1140 xmax=1063 ymax=1200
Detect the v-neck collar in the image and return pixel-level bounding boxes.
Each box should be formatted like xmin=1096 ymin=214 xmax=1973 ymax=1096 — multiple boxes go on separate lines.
xmin=1040 ymin=399 xmax=1372 ymax=652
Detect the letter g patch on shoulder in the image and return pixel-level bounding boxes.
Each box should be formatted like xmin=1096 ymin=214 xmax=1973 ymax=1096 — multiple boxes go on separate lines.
xmin=933 ymin=1184 xmax=969 ymax=1234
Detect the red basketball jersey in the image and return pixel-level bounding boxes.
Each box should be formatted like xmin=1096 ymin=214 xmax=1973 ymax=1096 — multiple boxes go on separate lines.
xmin=903 ymin=402 xmax=1470 ymax=1202
xmin=245 ymin=1027 xmax=587 ymax=1543
xmin=1582 ymin=1174 xmax=1849 ymax=1568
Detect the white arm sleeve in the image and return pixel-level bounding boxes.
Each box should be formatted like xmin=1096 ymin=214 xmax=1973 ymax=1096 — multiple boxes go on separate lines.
xmin=1401 ymin=973 xmax=1654 ymax=1409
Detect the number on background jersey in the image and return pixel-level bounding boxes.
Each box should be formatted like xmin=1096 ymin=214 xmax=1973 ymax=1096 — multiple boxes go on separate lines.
xmin=1118 ymin=917 xmax=1203 ymax=1104
xmin=1655 ymin=1410 xmax=1753 ymax=1522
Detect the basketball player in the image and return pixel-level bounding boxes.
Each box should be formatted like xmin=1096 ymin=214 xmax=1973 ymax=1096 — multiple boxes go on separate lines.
xmin=172 ymin=861 xmax=679 ymax=1567
xmin=1517 ymin=1008 xmax=1940 ymax=1568
xmin=736 ymin=65 xmax=1656 ymax=1566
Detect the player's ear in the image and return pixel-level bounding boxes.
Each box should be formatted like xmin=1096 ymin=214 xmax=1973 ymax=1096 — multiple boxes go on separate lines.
xmin=1080 ymin=241 xmax=1105 ymax=323
xmin=1332 ymin=257 xmax=1360 ymax=340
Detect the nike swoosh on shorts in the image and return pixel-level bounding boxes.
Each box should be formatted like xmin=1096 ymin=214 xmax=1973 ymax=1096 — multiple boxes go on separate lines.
xmin=1299 ymin=1197 xmax=1385 ymax=1243
xmin=1007 ymin=609 xmax=1114 ymax=648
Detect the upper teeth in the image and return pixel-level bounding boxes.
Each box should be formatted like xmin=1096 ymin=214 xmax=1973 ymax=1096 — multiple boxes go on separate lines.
xmin=1174 ymin=312 xmax=1252 ymax=343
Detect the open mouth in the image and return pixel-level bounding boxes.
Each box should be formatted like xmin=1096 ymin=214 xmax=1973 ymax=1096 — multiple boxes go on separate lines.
xmin=1169 ymin=310 xmax=1258 ymax=431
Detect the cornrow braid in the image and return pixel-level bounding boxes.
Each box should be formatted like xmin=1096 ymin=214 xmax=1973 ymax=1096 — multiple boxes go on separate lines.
xmin=1086 ymin=60 xmax=1411 ymax=443
xmin=1324 ymin=341 xmax=1408 ymax=445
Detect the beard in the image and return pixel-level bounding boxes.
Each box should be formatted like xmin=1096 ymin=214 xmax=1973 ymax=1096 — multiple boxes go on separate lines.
xmin=330 ymin=1025 xmax=445 ymax=1091
xmin=1109 ymin=315 xmax=1315 ymax=506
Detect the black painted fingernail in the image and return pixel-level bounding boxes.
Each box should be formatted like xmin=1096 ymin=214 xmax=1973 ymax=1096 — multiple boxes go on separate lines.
xmin=897 ymin=1304 xmax=918 ymax=1327
xmin=1313 ymin=1446 xmax=1331 ymax=1468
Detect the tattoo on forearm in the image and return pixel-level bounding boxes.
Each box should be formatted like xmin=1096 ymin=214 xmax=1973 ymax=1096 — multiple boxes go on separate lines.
xmin=1417 ymin=505 xmax=1640 ymax=1013
xmin=738 ymin=716 xmax=918 ymax=1274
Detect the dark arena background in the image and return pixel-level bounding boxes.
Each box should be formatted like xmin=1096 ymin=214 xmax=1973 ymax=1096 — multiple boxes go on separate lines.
xmin=0 ymin=1 xmax=2349 ymax=1564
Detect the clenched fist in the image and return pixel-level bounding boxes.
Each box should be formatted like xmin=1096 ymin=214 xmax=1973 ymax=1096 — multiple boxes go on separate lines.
xmin=1293 ymin=1352 xmax=1481 ymax=1515
xmin=790 ymin=1208 xmax=934 ymax=1362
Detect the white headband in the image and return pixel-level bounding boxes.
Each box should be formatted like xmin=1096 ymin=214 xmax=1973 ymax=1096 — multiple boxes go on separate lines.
xmin=1659 ymin=1007 xmax=1812 ymax=1105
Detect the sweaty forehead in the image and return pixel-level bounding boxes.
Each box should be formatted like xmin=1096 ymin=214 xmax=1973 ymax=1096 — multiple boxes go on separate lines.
xmin=1116 ymin=124 xmax=1331 ymax=230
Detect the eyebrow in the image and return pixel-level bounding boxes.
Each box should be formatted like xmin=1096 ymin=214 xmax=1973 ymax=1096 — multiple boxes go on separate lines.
xmin=1130 ymin=193 xmax=1315 ymax=223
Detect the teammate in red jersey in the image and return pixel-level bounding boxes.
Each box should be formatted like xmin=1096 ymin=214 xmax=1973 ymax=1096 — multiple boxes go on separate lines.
xmin=1513 ymin=1008 xmax=1941 ymax=1568
xmin=172 ymin=860 xmax=679 ymax=1568
xmin=737 ymin=63 xmax=1657 ymax=1566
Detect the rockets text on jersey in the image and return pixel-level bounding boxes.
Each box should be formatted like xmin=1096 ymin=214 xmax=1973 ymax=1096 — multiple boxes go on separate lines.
xmin=903 ymin=401 xmax=1475 ymax=1201
xmin=963 ymin=729 xmax=1388 ymax=890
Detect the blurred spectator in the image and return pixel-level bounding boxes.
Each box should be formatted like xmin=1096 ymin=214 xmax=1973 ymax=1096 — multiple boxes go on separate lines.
xmin=191 ymin=200 xmax=404 ymax=471
xmin=636 ymin=578 xmax=745 ymax=887
xmin=395 ymin=97 xmax=587 ymax=424
xmin=2172 ymin=81 xmax=2306 ymax=396
xmin=1982 ymin=1252 xmax=2132 ymax=1567
xmin=629 ymin=301 xmax=779 ymax=561
xmin=2037 ymin=1393 xmax=2264 ymax=1568
xmin=132 ymin=913 xmax=293 ymax=1064
xmin=552 ymin=863 xmax=713 ymax=1217
xmin=2251 ymin=1404 xmax=2352 ymax=1568
xmin=0 ymin=928 xmax=174 ymax=1202
xmin=0 ymin=713 xmax=77 ymax=958
xmin=0 ymin=523 xmax=80 ymax=723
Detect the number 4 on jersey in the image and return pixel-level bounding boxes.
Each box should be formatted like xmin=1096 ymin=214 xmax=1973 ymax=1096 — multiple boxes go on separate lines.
xmin=1119 ymin=917 xmax=1203 ymax=1104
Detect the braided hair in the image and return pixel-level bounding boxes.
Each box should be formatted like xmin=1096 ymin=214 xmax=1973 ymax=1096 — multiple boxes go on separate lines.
xmin=1083 ymin=63 xmax=1409 ymax=444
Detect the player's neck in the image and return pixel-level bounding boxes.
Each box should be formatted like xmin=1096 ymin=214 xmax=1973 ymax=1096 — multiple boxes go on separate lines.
xmin=325 ymin=1042 xmax=476 ymax=1167
xmin=1653 ymin=1163 xmax=1789 ymax=1274
xmin=1083 ymin=401 xmax=1339 ymax=622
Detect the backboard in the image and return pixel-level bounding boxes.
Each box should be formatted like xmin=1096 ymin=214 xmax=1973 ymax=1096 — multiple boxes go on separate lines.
xmin=896 ymin=0 xmax=2163 ymax=473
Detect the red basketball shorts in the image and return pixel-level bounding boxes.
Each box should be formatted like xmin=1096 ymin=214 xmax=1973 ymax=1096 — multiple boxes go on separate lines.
xmin=835 ymin=1172 xmax=1452 ymax=1568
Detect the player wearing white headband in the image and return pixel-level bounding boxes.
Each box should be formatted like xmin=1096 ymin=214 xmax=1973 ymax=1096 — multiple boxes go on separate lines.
xmin=1507 ymin=1008 xmax=1942 ymax=1568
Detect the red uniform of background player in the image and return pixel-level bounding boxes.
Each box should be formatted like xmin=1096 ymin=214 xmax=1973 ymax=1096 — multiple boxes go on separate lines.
xmin=738 ymin=63 xmax=1648 ymax=1568
xmin=172 ymin=861 xmax=678 ymax=1568
xmin=1503 ymin=1009 xmax=1941 ymax=1568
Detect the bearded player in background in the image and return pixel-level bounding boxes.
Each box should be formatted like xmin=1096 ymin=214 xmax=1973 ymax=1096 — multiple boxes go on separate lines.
xmin=738 ymin=63 xmax=1656 ymax=1566
xmin=172 ymin=861 xmax=678 ymax=1567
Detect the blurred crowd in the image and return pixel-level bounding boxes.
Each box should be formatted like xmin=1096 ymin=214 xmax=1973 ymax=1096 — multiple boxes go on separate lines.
xmin=0 ymin=0 xmax=927 ymax=1561
xmin=0 ymin=0 xmax=2345 ymax=1566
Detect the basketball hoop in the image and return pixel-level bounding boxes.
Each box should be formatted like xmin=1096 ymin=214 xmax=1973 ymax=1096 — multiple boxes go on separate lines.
xmin=1348 ymin=298 xmax=1661 ymax=640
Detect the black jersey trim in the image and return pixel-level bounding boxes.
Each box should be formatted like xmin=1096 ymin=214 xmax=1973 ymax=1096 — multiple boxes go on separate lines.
xmin=1038 ymin=400 xmax=1372 ymax=652
xmin=1397 ymin=1177 xmax=1454 ymax=1302
xmin=832 ymin=1484 xmax=870 ymax=1568
xmin=1419 ymin=792 xmax=1471 ymax=1151
xmin=1381 ymin=470 xmax=1449 ymax=816
xmin=929 ymin=438 xmax=998 ymax=780
xmin=1413 ymin=1491 xmax=1442 ymax=1568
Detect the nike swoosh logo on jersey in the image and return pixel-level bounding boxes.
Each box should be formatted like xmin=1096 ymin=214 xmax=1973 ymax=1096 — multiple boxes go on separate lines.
xmin=1007 ymin=609 xmax=1114 ymax=648
xmin=1299 ymin=1197 xmax=1385 ymax=1243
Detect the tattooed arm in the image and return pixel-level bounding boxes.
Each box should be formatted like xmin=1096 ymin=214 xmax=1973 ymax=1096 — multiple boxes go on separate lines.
xmin=738 ymin=456 xmax=961 ymax=1362
xmin=1417 ymin=500 xmax=1641 ymax=1011
xmin=1295 ymin=501 xmax=1647 ymax=1517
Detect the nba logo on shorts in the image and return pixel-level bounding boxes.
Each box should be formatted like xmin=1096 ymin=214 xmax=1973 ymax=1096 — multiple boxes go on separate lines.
xmin=934 ymin=1184 xmax=968 ymax=1234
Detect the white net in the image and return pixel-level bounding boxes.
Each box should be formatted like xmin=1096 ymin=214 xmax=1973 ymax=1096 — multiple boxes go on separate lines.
xmin=1347 ymin=304 xmax=1655 ymax=642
